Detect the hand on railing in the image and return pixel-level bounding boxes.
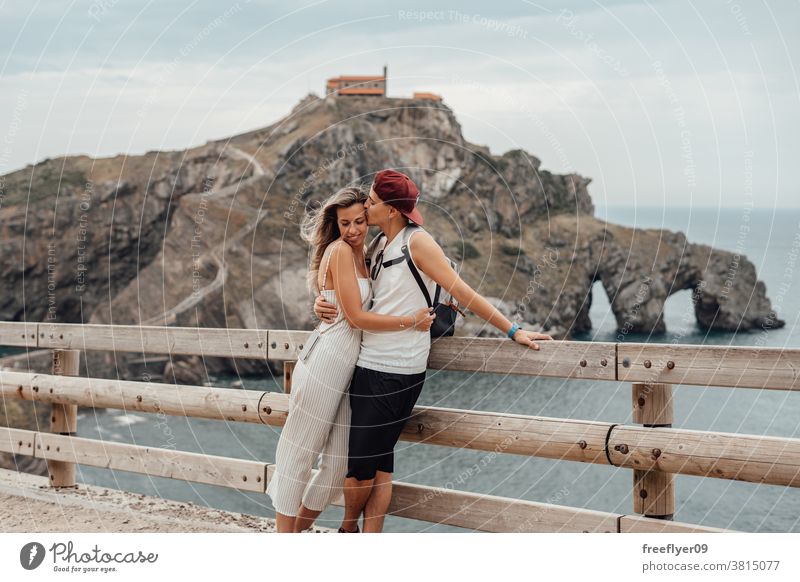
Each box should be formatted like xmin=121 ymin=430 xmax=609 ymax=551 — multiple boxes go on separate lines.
xmin=512 ymin=329 xmax=554 ymax=350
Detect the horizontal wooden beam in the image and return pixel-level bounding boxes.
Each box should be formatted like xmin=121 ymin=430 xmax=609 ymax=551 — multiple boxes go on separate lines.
xmin=2 ymin=370 xmax=268 ymax=424
xmin=0 ymin=427 xmax=37 ymax=455
xmin=269 ymin=463 xmax=727 ymax=533
xmin=4 ymin=371 xmax=799 ymax=488
xmin=266 ymin=330 xmax=307 ymax=361
xmin=264 ymin=464 xmax=620 ymax=533
xmin=1 ymin=426 xmax=267 ymax=492
xmin=1 ymin=370 xmax=609 ymax=464
xmin=1 ymin=427 xmax=265 ymax=492
xmin=619 ymin=343 xmax=800 ymax=391
xmin=609 ymin=425 xmax=800 ymax=487
xmin=403 ymin=405 xmax=610 ymax=464
xmin=388 ymin=482 xmax=729 ymax=533
xmin=386 ymin=481 xmax=619 ymax=533
xmin=269 ymin=330 xmax=617 ymax=381
xmin=619 ymin=515 xmax=729 ymax=533
xmin=35 ymin=322 xmax=269 ymax=360
xmin=0 ymin=321 xmax=38 ymax=348
xmin=7 ymin=322 xmax=616 ymax=381
xmin=1 ymin=426 xmax=728 ymax=533
xmin=428 ymin=336 xmax=615 ymax=380
xmin=5 ymin=323 xmax=800 ymax=389
xmin=39 ymin=432 xmax=267 ymax=492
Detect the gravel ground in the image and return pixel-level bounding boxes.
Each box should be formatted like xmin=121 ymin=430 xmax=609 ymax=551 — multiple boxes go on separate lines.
xmin=0 ymin=468 xmax=331 ymax=533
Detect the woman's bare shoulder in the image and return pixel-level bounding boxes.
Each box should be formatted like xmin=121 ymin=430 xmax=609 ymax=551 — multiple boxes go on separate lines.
xmin=328 ymin=239 xmax=354 ymax=260
xmin=318 ymin=241 xmax=345 ymax=288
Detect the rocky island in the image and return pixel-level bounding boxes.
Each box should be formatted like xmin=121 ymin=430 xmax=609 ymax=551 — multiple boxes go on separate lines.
xmin=0 ymin=93 xmax=784 ymax=384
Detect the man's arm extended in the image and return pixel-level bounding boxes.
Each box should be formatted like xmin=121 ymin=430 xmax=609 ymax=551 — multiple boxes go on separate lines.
xmin=411 ymin=231 xmax=553 ymax=349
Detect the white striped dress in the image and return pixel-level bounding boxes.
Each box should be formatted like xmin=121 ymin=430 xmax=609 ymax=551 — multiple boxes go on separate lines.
xmin=266 ymin=243 xmax=371 ymax=515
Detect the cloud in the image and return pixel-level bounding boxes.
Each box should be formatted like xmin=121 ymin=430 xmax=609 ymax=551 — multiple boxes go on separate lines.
xmin=1 ymin=0 xmax=798 ymax=207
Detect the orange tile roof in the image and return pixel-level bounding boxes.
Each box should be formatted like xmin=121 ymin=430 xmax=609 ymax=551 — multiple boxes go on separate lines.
xmin=328 ymin=75 xmax=385 ymax=81
xmin=337 ymin=87 xmax=385 ymax=95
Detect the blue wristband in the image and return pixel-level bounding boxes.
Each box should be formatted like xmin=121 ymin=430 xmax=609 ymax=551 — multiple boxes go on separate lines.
xmin=507 ymin=322 xmax=520 ymax=339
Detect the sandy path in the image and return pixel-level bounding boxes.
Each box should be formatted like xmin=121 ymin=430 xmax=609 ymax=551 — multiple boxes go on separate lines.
xmin=0 ymin=468 xmax=330 ymax=533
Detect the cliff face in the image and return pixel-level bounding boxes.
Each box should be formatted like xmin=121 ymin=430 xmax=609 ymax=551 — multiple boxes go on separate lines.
xmin=0 ymin=94 xmax=783 ymax=379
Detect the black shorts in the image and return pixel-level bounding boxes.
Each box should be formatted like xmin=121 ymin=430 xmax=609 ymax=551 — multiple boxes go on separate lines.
xmin=346 ymin=365 xmax=426 ymax=481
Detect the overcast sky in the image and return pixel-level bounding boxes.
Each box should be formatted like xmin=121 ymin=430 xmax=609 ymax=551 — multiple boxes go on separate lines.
xmin=1 ymin=0 xmax=798 ymax=208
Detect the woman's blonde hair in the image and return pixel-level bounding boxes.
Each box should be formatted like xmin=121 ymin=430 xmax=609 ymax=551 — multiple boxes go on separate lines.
xmin=300 ymin=186 xmax=368 ymax=293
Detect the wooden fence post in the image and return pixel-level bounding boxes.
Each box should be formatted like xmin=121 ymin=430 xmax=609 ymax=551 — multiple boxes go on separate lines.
xmin=283 ymin=361 xmax=295 ymax=394
xmin=49 ymin=349 xmax=80 ymax=488
xmin=632 ymin=382 xmax=674 ymax=519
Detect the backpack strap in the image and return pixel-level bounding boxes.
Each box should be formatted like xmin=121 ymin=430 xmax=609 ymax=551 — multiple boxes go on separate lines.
xmin=400 ymin=225 xmax=434 ymax=308
xmin=380 ymin=256 xmax=405 ymax=268
xmin=364 ymin=232 xmax=386 ymax=271
xmin=433 ymin=281 xmax=442 ymax=305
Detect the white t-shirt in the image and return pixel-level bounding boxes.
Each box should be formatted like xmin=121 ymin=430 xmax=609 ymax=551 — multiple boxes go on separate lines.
xmin=356 ymin=225 xmax=437 ymax=374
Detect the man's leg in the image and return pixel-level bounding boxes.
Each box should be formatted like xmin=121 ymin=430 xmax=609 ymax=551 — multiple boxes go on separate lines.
xmin=342 ymin=366 xmax=379 ymax=532
xmin=341 ymin=475 xmax=373 ymax=532
xmin=362 ymin=470 xmax=393 ymax=533
xmin=360 ymin=370 xmax=426 ymax=533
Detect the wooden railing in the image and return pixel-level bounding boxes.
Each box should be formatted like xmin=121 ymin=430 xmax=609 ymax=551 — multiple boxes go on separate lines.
xmin=2 ymin=321 xmax=799 ymax=532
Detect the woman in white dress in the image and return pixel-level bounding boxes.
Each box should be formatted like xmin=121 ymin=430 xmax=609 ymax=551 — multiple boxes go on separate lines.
xmin=266 ymin=187 xmax=435 ymax=533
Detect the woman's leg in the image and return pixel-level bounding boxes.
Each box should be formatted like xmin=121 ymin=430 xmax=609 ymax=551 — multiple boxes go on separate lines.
xmin=292 ymin=505 xmax=322 ymax=533
xmin=266 ymin=362 xmax=345 ymax=531
xmin=275 ymin=513 xmax=297 ymax=533
xmin=295 ymin=386 xmax=352 ymax=531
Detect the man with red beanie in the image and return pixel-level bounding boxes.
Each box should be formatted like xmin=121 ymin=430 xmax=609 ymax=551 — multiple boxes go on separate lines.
xmin=314 ymin=169 xmax=553 ymax=532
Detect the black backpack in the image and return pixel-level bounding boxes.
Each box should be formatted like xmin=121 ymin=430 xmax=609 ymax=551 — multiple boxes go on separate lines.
xmin=365 ymin=225 xmax=462 ymax=338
